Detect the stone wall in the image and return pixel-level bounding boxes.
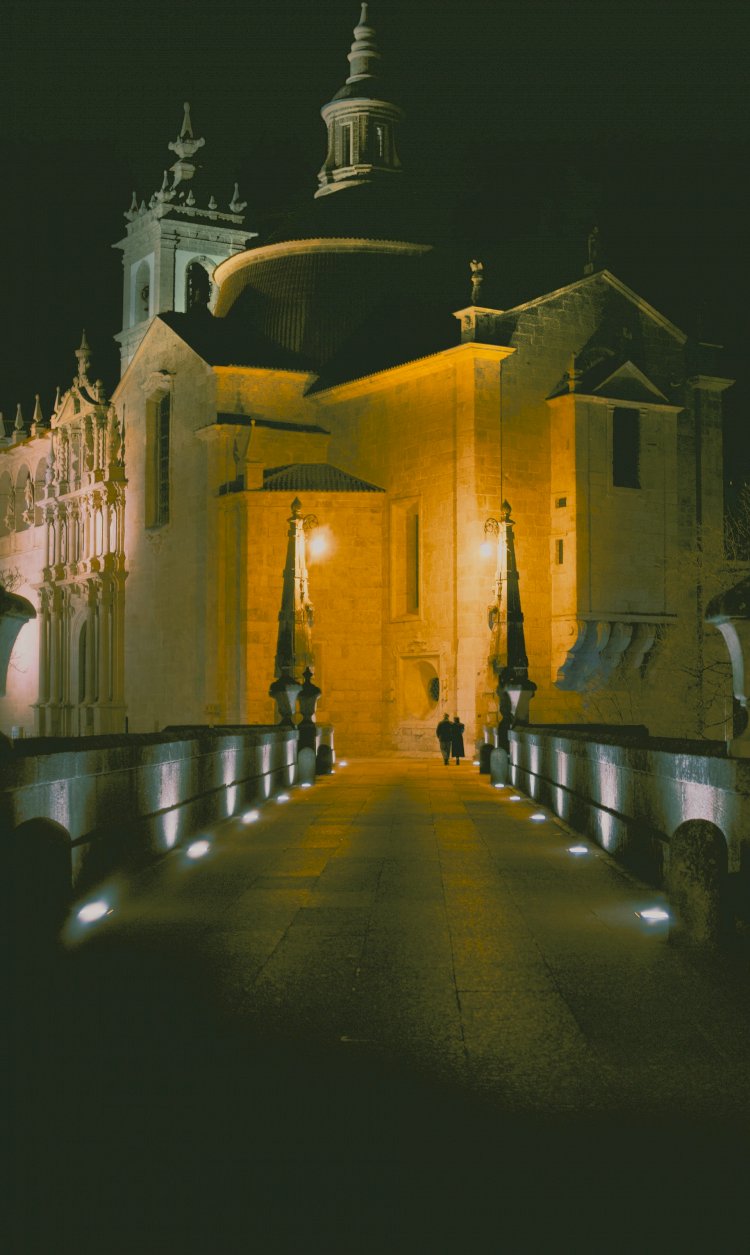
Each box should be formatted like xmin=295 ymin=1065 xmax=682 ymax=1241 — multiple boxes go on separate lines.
xmin=510 ymin=725 xmax=749 ymax=887
xmin=1 ymin=725 xmax=296 ymax=891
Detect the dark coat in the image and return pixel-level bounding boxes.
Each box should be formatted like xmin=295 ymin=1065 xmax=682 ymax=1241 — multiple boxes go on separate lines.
xmin=451 ymin=720 xmax=465 ymax=758
xmin=436 ymin=718 xmax=453 ymax=744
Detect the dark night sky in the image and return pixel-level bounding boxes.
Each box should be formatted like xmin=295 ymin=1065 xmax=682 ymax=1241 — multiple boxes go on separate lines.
xmin=3 ymin=0 xmax=749 ymax=479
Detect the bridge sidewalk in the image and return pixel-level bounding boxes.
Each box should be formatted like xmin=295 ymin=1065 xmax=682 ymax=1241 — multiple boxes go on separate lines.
xmin=16 ymin=756 xmax=750 ymax=1253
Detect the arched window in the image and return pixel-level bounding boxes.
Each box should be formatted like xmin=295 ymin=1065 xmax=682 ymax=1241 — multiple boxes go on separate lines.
xmin=15 ymin=466 xmax=33 ymax=533
xmin=0 ymin=470 xmax=13 ymax=538
xmin=185 ymin=261 xmax=211 ymax=311
xmin=135 ymin=260 xmax=151 ymax=325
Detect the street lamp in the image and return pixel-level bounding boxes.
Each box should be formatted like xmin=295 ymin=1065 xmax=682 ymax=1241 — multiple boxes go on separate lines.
xmin=491 ymin=501 xmax=536 ymax=726
xmin=269 ymin=500 xmax=324 ymax=747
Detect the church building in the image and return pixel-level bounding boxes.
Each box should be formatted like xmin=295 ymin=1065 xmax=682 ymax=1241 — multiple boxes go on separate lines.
xmin=0 ymin=5 xmax=732 ymax=753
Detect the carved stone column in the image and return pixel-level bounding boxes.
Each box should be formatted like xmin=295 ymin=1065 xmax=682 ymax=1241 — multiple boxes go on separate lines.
xmin=85 ymin=581 xmax=98 ymax=704
xmin=37 ymin=587 xmax=50 ymax=706
xmin=98 ymin=577 xmax=112 ymax=705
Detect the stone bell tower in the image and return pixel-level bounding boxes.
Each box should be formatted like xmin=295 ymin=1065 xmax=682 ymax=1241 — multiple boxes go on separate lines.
xmin=113 ymin=103 xmax=256 ymax=373
xmin=316 ymin=3 xmax=403 ymax=198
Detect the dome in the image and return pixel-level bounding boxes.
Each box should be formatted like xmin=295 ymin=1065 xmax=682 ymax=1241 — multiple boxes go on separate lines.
xmin=213 ymin=236 xmax=432 ymax=372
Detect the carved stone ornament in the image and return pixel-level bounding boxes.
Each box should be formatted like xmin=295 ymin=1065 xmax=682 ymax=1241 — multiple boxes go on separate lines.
xmin=141 ymin=370 xmax=173 ymax=397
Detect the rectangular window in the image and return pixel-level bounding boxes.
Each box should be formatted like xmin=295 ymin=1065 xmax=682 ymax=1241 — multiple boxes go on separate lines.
xmin=340 ymin=123 xmax=352 ymax=166
xmin=146 ymin=392 xmax=171 ymax=527
xmin=612 ymin=407 xmax=640 ymax=488
xmin=555 ymin=538 xmax=564 ymax=565
xmin=406 ymin=507 xmax=419 ymax=614
xmin=555 ymin=496 xmax=567 ymax=508
xmin=391 ymin=497 xmax=421 ymax=618
xmin=156 ymin=394 xmax=170 ymax=524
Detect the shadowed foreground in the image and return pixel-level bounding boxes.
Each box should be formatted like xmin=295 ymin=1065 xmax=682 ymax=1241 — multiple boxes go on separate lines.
xmin=10 ymin=759 xmax=750 ymax=1253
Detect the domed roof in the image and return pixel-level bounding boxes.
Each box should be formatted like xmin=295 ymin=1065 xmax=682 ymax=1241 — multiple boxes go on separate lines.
xmin=213 ymin=236 xmax=432 ymax=373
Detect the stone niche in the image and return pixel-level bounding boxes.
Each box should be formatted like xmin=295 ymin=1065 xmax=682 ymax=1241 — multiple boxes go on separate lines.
xmin=400 ymin=654 xmax=440 ymax=722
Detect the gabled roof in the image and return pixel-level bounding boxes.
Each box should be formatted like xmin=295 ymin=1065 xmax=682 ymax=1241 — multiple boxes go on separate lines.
xmin=548 ymin=358 xmax=674 ymax=405
xmin=262 ymin=463 xmax=385 ymax=492
xmin=505 ymin=269 xmax=688 ymax=345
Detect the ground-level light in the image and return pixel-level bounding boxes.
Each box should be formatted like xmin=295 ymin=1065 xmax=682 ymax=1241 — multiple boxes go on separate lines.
xmin=636 ymin=907 xmax=670 ymax=924
xmin=186 ymin=839 xmax=211 ymax=860
xmin=77 ymin=899 xmax=111 ymax=924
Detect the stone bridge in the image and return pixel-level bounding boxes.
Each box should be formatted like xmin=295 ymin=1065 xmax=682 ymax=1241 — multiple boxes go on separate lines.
xmin=1 ymin=725 xmax=297 ymax=938
xmin=510 ymin=725 xmax=750 ymax=944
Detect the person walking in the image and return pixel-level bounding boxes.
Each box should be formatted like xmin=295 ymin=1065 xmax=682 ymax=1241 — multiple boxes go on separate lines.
xmin=436 ymin=713 xmax=453 ymax=765
xmin=450 ymin=715 xmax=465 ymax=765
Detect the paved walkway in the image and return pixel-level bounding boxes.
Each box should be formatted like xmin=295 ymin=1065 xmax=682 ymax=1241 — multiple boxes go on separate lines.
xmin=14 ymin=758 xmax=750 ymax=1253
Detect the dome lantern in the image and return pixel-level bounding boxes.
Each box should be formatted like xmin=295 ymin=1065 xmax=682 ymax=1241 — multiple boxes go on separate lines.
xmin=315 ymin=5 xmax=403 ymax=199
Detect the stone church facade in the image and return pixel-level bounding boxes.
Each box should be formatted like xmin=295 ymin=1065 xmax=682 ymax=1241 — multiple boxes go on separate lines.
xmin=0 ymin=5 xmax=732 ymax=752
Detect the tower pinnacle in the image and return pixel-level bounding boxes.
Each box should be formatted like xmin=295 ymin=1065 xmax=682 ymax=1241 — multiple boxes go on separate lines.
xmin=168 ymin=102 xmax=206 ymax=187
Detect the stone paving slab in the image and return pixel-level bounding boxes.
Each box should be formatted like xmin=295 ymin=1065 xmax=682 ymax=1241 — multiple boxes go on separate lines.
xmin=70 ymin=756 xmax=750 ymax=1127
xmin=17 ymin=755 xmax=750 ymax=1253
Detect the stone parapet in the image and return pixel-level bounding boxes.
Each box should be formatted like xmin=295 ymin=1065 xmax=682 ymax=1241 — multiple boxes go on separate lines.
xmin=1 ymin=725 xmax=298 ymax=890
xmin=510 ymin=725 xmax=748 ymax=883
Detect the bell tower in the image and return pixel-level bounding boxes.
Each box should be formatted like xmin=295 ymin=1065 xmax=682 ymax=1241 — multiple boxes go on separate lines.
xmin=113 ymin=103 xmax=256 ymax=374
xmin=316 ymin=4 xmax=403 ymax=199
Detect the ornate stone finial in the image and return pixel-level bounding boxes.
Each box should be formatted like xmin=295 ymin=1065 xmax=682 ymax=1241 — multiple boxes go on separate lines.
xmin=125 ymin=191 xmax=138 ymax=221
xmin=208 ymin=194 xmax=218 ymax=211
xmin=470 ymin=259 xmax=484 ymax=305
xmin=0 ymin=412 xmax=6 ymax=440
xmin=584 ymin=224 xmax=602 ymax=275
xmin=75 ymin=330 xmax=92 ymax=383
xmin=31 ymin=394 xmax=44 ymax=433
xmin=14 ymin=403 xmax=25 ymax=432
xmin=179 ymin=101 xmax=193 ymax=139
xmin=168 ymin=101 xmax=205 ymax=187
xmin=229 ymin=182 xmax=247 ymax=213
xmin=52 ymin=386 xmax=61 ymax=418
xmin=348 ymin=2 xmax=380 ymax=81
